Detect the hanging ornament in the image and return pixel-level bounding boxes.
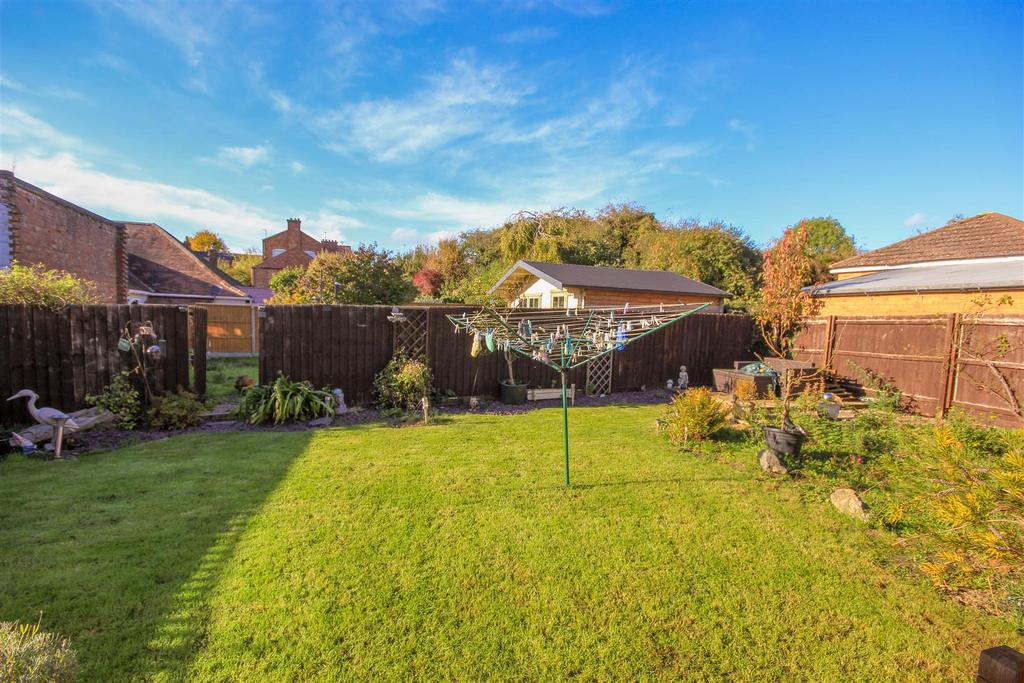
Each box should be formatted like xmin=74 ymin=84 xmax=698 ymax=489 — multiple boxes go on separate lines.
xmin=471 ymin=331 xmax=483 ymax=357
xmin=615 ymin=323 xmax=626 ymax=351
xmin=485 ymin=329 xmax=496 ymax=353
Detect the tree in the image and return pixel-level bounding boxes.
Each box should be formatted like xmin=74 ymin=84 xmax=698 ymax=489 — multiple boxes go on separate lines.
xmin=798 ymin=217 xmax=856 ymax=284
xmin=219 ymin=250 xmax=261 ymax=286
xmin=627 ymin=220 xmax=762 ymax=310
xmin=184 ymin=230 xmax=227 ymax=253
xmin=412 ymin=268 xmax=443 ymax=297
xmin=267 ymin=266 xmax=305 ymax=304
xmin=752 ymin=225 xmax=822 ymax=359
xmin=0 ymin=262 xmax=99 ymax=309
xmin=300 ymin=245 xmax=416 ymax=305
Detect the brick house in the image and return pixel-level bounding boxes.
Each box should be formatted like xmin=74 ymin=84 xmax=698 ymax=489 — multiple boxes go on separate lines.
xmin=250 ymin=218 xmax=352 ymax=289
xmin=0 ymin=170 xmax=127 ymax=302
xmin=124 ymin=222 xmax=251 ymax=305
xmin=811 ymin=212 xmax=1024 ymax=315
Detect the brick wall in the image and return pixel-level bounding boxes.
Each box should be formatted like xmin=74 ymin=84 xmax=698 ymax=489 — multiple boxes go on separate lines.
xmin=0 ymin=171 xmax=126 ymax=302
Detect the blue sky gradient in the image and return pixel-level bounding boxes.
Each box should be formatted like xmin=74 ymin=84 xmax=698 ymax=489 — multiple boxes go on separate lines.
xmin=1 ymin=0 xmax=1021 ymax=252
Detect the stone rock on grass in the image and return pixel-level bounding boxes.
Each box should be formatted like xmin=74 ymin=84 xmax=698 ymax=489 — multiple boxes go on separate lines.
xmin=830 ymin=488 xmax=869 ymax=521
xmin=758 ymin=449 xmax=788 ymax=475
xmin=307 ymin=416 xmax=333 ymax=428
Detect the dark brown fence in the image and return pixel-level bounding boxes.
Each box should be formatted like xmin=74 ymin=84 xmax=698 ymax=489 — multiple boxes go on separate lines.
xmin=793 ymin=314 xmax=1024 ymax=425
xmin=1 ymin=305 xmax=208 ymax=425
xmin=258 ymin=305 xmax=753 ymax=406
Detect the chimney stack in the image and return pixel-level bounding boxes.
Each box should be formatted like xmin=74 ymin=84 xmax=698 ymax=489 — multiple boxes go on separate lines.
xmin=287 ymin=218 xmax=301 ymax=232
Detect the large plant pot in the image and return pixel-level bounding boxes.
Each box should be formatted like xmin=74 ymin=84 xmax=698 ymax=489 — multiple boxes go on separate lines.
xmin=762 ymin=426 xmax=806 ymax=457
xmin=500 ymin=380 xmax=528 ymax=404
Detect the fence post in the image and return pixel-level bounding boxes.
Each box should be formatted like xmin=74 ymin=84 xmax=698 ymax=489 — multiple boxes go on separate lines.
xmin=250 ymin=304 xmax=258 ymax=355
xmin=824 ymin=315 xmax=836 ymax=370
xmin=939 ymin=313 xmax=960 ymax=418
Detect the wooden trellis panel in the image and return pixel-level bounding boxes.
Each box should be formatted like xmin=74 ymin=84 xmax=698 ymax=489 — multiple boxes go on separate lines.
xmin=586 ymin=352 xmax=613 ymax=395
xmin=393 ymin=308 xmax=429 ymax=359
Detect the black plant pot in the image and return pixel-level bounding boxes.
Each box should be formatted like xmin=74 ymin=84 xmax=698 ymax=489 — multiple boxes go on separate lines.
xmin=762 ymin=426 xmax=806 ymax=457
xmin=500 ymin=380 xmax=528 ymax=404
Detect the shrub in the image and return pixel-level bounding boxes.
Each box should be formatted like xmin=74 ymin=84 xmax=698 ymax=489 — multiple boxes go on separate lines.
xmin=232 ymin=375 xmax=335 ymax=425
xmin=85 ymin=371 xmax=141 ymax=429
xmin=663 ymin=387 xmax=729 ymax=447
xmin=0 ymin=262 xmax=99 ymax=310
xmin=374 ymin=354 xmax=434 ymax=412
xmin=0 ymin=620 xmax=77 ymax=683
xmin=916 ymin=426 xmax=1024 ymax=611
xmin=147 ymin=390 xmax=206 ymax=430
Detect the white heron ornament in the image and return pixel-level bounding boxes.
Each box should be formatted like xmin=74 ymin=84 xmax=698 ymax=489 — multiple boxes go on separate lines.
xmin=6 ymin=389 xmax=79 ymax=457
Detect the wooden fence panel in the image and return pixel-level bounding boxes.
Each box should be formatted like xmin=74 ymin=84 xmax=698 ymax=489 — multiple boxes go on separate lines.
xmin=1 ymin=305 xmax=207 ymax=426
xmin=794 ymin=314 xmax=1024 ymax=425
xmin=259 ymin=306 xmax=753 ymax=405
xmin=200 ymin=304 xmax=257 ymax=355
xmin=952 ymin=316 xmax=1024 ymax=424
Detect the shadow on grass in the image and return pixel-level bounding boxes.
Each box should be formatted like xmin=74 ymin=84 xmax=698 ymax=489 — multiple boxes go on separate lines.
xmin=0 ymin=430 xmax=311 ymax=681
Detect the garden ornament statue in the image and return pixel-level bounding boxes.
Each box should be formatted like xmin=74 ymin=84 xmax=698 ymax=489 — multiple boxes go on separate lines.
xmin=678 ymin=365 xmax=689 ymax=390
xmin=448 ymin=302 xmax=709 ymax=486
xmin=7 ymin=389 xmax=80 ymax=457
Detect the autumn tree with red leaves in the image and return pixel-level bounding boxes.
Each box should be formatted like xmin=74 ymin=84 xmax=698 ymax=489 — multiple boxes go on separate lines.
xmin=754 ymin=224 xmax=822 ymax=359
xmin=412 ymin=268 xmax=444 ymax=297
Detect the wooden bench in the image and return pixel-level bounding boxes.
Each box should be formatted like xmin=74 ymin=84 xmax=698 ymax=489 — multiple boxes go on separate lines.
xmin=527 ymin=385 xmax=576 ymax=405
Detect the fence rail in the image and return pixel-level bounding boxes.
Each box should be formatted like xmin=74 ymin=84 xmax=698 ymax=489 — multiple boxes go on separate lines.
xmin=1 ymin=305 xmax=207 ymax=425
xmin=793 ymin=314 xmax=1024 ymax=426
xmin=259 ymin=305 xmax=753 ymax=406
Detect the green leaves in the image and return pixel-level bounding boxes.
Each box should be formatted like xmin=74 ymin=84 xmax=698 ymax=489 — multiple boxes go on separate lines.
xmin=232 ymin=374 xmax=336 ymax=425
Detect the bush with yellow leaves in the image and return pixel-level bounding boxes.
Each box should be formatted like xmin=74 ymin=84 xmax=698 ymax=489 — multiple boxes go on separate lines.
xmin=663 ymin=387 xmax=730 ymax=448
xmin=916 ymin=425 xmax=1024 ymax=616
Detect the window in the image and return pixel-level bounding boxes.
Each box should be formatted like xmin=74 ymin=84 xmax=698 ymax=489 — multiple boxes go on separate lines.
xmin=522 ymin=295 xmax=541 ymax=308
xmin=305 ymin=250 xmax=316 ymax=258
xmin=551 ymin=293 xmax=568 ymax=308
xmin=271 ymin=248 xmax=285 ymax=257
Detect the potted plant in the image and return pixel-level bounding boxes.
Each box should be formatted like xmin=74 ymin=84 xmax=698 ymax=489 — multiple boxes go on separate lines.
xmin=753 ymin=223 xmax=823 ymax=461
xmin=499 ymin=348 xmax=528 ymax=404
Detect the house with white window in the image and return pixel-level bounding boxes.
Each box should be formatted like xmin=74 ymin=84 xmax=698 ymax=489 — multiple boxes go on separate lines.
xmin=490 ymin=260 xmax=730 ymax=311
xmin=250 ymin=218 xmax=352 ymax=288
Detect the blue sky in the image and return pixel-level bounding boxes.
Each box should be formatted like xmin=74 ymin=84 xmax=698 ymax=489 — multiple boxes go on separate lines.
xmin=1 ymin=0 xmax=1021 ymax=253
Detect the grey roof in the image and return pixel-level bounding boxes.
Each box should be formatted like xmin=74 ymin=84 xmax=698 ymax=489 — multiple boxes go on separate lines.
xmin=490 ymin=260 xmax=731 ymax=297
xmin=810 ymin=259 xmax=1024 ymax=296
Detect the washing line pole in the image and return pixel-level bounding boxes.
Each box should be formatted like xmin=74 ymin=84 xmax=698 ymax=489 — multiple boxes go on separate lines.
xmin=445 ymin=302 xmax=710 ymax=488
xmin=560 ymin=369 xmax=570 ymax=486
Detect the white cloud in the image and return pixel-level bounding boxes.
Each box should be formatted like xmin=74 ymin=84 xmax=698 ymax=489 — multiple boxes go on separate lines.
xmin=205 ymin=144 xmax=271 ymax=169
xmin=315 ymin=56 xmax=527 ymax=161
xmin=0 ymin=74 xmax=87 ymax=101
xmin=377 ymin=192 xmax=519 ymax=229
xmin=98 ymin=0 xmax=222 ymax=68
xmin=301 ymin=209 xmax=362 ymax=245
xmin=269 ymin=91 xmax=296 ymax=114
xmin=0 ymin=105 xmax=87 ymax=151
xmin=904 ymin=212 xmax=927 ymax=227
xmin=728 ymin=118 xmax=757 ymax=150
xmin=390 ymin=227 xmax=418 ymax=242
xmin=9 ymin=152 xmax=273 ymax=246
xmin=289 ymin=160 xmax=306 ymax=173
xmin=488 ymin=59 xmax=660 ymax=150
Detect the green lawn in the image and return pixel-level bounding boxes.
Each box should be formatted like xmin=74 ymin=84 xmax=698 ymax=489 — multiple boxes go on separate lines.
xmin=1 ymin=405 xmax=1019 ymax=681
xmin=203 ymin=356 xmax=259 ymax=402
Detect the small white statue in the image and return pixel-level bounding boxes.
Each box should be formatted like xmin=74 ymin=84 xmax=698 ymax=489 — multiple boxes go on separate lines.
xmin=678 ymin=365 xmax=689 ymax=390
xmin=7 ymin=389 xmax=79 ymax=458
xmin=666 ymin=379 xmax=674 ymax=389
xmin=332 ymin=388 xmax=348 ymax=415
